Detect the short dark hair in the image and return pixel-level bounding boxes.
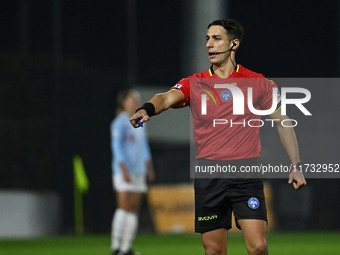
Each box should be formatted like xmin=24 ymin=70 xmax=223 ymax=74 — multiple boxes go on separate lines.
xmin=208 ymin=19 xmax=244 ymax=42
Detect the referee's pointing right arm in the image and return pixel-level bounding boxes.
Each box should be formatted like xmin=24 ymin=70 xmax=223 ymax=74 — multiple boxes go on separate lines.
xmin=130 ymin=89 xmax=185 ymax=128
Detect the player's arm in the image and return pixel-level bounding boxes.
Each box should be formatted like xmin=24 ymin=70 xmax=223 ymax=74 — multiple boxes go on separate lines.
xmin=146 ymin=160 xmax=155 ymax=183
xmin=111 ymin=121 xmax=131 ymax=182
xmin=130 ymin=89 xmax=185 ymax=128
xmin=119 ymin=162 xmax=131 ymax=182
xmin=268 ymin=109 xmax=307 ymax=190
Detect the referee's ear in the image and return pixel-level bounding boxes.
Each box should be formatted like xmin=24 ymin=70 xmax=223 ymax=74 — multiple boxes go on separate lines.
xmin=231 ymin=39 xmax=240 ymax=51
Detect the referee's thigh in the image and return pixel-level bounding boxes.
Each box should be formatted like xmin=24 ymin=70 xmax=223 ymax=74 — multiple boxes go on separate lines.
xmin=201 ymin=228 xmax=227 ymax=255
xmin=238 ymin=219 xmax=267 ymax=255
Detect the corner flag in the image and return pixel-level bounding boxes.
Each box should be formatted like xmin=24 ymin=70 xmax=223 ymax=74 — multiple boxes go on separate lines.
xmin=73 ymin=154 xmax=89 ymax=235
xmin=73 ymin=154 xmax=89 ymax=193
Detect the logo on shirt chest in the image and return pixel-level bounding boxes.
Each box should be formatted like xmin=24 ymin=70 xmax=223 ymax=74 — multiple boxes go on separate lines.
xmin=220 ymin=83 xmax=239 ymax=102
xmin=220 ymin=90 xmax=233 ymax=102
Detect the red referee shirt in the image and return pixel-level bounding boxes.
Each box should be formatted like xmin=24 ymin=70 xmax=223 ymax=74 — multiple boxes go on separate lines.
xmin=170 ymin=64 xmax=280 ymax=161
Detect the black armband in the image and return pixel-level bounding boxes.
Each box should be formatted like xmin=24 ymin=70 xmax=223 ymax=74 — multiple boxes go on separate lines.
xmin=135 ymin=102 xmax=155 ymax=117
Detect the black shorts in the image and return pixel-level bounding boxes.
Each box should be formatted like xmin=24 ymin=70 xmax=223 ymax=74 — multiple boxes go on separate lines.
xmin=194 ymin=178 xmax=267 ymax=233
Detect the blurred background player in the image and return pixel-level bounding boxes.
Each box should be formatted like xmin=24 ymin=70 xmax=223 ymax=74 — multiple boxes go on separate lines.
xmin=110 ymin=89 xmax=155 ymax=255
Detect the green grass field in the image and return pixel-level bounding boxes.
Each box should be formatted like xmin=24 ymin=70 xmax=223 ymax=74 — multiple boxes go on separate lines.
xmin=0 ymin=232 xmax=339 ymax=255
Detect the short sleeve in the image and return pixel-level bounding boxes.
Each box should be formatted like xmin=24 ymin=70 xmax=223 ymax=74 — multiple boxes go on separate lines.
xmin=170 ymin=77 xmax=190 ymax=106
xmin=260 ymin=79 xmax=281 ymax=111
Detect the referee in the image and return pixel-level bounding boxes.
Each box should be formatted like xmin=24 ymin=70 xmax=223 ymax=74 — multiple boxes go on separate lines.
xmin=130 ymin=19 xmax=306 ymax=255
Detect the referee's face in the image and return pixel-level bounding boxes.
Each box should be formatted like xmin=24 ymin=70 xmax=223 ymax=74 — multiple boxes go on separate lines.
xmin=206 ymin=25 xmax=231 ymax=65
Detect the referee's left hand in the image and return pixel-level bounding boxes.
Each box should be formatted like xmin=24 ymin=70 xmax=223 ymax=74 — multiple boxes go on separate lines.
xmin=288 ymin=170 xmax=307 ymax=190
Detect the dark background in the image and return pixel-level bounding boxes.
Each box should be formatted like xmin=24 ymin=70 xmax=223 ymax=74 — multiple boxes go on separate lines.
xmin=0 ymin=0 xmax=339 ymax=233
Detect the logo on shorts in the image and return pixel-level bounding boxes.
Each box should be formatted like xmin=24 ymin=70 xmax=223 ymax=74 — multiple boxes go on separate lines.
xmin=248 ymin=197 xmax=260 ymax=209
xmin=197 ymin=214 xmax=218 ymax=221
